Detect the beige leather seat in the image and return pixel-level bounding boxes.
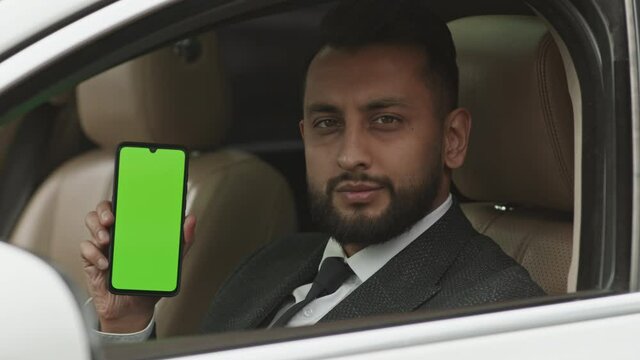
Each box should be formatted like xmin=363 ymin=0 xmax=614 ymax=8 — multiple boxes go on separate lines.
xmin=9 ymin=33 xmax=297 ymax=337
xmin=449 ymin=16 xmax=575 ymax=295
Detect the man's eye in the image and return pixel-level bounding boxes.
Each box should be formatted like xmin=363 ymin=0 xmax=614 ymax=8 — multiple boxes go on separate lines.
xmin=372 ymin=115 xmax=400 ymax=125
xmin=315 ymin=119 xmax=341 ymax=128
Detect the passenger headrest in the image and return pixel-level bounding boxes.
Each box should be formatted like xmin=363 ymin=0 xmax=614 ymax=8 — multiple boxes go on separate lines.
xmin=76 ymin=32 xmax=229 ymax=150
xmin=450 ymin=16 xmax=574 ymax=212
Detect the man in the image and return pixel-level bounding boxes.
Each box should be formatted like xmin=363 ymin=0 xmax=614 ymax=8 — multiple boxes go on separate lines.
xmin=81 ymin=0 xmax=544 ymax=339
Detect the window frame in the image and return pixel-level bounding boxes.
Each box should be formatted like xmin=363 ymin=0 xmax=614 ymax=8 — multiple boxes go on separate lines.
xmin=627 ymin=0 xmax=640 ymax=291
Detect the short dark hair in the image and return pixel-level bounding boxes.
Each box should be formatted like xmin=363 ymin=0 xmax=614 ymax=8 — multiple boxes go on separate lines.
xmin=319 ymin=0 xmax=458 ymax=117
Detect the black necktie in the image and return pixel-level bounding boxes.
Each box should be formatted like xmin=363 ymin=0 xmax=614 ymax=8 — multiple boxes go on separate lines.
xmin=272 ymin=257 xmax=353 ymax=327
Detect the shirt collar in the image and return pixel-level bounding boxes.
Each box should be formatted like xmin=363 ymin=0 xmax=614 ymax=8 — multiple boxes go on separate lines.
xmin=319 ymin=194 xmax=453 ymax=282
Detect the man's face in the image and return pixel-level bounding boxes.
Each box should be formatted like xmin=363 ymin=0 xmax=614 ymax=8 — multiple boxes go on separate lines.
xmin=301 ymin=44 xmax=450 ymax=247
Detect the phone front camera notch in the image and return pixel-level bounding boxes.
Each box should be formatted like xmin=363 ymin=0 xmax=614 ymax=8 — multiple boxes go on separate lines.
xmin=149 ymin=147 xmax=157 ymax=153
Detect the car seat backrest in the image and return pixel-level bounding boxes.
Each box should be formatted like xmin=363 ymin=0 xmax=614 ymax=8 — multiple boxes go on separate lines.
xmin=449 ymin=16 xmax=575 ymax=295
xmin=77 ymin=34 xmax=230 ymax=150
xmin=10 ymin=32 xmax=297 ymax=336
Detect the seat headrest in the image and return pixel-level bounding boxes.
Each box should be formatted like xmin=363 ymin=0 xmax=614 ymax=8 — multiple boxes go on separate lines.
xmin=76 ymin=32 xmax=229 ymax=150
xmin=450 ymin=16 xmax=574 ymax=212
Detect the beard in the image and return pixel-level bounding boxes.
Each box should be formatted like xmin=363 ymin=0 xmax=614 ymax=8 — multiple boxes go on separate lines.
xmin=309 ymin=166 xmax=442 ymax=247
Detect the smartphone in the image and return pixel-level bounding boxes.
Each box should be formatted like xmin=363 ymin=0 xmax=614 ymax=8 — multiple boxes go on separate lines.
xmin=108 ymin=142 xmax=188 ymax=296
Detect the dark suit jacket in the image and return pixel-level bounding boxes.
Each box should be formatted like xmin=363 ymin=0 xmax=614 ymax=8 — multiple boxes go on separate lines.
xmin=201 ymin=202 xmax=545 ymax=333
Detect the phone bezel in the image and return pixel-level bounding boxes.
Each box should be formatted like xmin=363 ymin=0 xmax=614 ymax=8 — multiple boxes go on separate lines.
xmin=107 ymin=141 xmax=189 ymax=297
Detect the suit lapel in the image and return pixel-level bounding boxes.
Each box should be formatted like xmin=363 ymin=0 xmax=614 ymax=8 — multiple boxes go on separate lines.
xmin=321 ymin=203 xmax=475 ymax=322
xmin=202 ymin=234 xmax=326 ymax=333
xmin=249 ymin=244 xmax=324 ymax=328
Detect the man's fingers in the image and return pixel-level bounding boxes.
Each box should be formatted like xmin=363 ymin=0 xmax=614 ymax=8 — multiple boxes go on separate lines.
xmin=96 ymin=200 xmax=114 ymax=226
xmin=182 ymin=214 xmax=197 ymax=256
xmin=80 ymin=240 xmax=109 ymax=271
xmin=85 ymin=211 xmax=110 ymax=247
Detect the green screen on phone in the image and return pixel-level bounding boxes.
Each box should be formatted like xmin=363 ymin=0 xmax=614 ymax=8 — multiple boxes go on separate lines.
xmin=110 ymin=144 xmax=187 ymax=294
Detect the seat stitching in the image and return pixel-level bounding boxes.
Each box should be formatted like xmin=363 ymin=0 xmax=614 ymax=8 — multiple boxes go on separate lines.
xmin=480 ymin=208 xmax=502 ymax=234
xmin=536 ymin=34 xmax=573 ymax=201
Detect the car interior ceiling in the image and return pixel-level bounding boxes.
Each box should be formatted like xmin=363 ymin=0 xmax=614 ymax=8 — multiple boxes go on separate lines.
xmin=0 ymin=0 xmax=581 ymax=340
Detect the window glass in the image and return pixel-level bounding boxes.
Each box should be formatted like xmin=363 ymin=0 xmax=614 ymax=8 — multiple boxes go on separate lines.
xmin=5 ymin=0 xmax=617 ymax=358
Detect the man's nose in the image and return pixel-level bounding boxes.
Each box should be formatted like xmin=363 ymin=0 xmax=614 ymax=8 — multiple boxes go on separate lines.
xmin=337 ymin=123 xmax=372 ymax=171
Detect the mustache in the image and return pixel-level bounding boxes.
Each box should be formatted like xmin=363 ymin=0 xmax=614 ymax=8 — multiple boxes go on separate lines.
xmin=326 ymin=172 xmax=394 ymax=196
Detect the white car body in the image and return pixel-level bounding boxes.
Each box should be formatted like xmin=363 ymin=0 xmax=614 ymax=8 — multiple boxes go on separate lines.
xmin=0 ymin=242 xmax=90 ymax=360
xmin=0 ymin=0 xmax=98 ymax=53
xmin=0 ymin=0 xmax=176 ymax=91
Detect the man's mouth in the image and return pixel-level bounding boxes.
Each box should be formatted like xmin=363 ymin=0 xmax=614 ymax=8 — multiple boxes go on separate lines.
xmin=335 ymin=182 xmax=385 ymax=203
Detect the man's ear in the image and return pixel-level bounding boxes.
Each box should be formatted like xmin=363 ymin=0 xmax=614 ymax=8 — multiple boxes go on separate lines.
xmin=443 ymin=108 xmax=471 ymax=169
xmin=299 ymin=119 xmax=305 ymax=139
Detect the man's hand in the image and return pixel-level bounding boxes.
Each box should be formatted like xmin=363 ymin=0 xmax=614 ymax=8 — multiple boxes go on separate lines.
xmin=81 ymin=200 xmax=196 ymax=333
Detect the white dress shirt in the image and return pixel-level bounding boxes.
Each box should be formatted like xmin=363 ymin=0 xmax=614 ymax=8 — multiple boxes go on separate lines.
xmin=94 ymin=194 xmax=453 ymax=341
